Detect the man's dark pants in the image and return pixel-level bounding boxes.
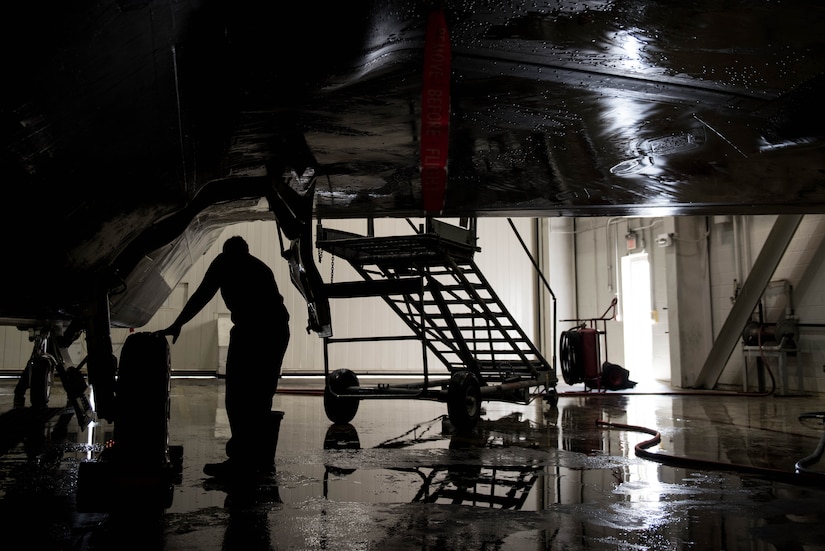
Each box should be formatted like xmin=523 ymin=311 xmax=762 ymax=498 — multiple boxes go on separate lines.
xmin=224 ymin=323 xmax=290 ymax=469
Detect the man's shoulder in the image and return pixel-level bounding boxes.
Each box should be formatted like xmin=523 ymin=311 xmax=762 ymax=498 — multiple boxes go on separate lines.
xmin=210 ymin=252 xmax=275 ymax=284
xmin=212 ymin=252 xmax=268 ymax=268
xmin=245 ymin=254 xmax=274 ymax=274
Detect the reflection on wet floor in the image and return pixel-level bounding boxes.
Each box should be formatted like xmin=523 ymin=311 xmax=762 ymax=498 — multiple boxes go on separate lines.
xmin=2 ymin=377 xmax=825 ymax=549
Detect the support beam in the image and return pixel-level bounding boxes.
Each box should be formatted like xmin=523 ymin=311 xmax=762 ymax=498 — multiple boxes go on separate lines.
xmin=693 ymin=215 xmax=803 ymax=389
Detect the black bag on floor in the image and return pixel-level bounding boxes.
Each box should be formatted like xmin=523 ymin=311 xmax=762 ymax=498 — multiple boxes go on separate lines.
xmin=601 ymin=362 xmax=637 ymax=391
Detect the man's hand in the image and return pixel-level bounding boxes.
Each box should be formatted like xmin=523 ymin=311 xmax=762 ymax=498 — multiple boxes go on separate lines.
xmin=157 ymin=323 xmax=182 ymax=344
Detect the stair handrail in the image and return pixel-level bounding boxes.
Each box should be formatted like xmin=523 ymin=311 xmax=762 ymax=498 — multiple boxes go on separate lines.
xmin=506 ymin=218 xmax=558 ymax=375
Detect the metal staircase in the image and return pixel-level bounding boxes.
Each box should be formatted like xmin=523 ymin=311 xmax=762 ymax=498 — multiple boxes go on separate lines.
xmin=315 ymin=219 xmax=557 ymax=429
xmin=386 ymin=257 xmax=549 ymax=389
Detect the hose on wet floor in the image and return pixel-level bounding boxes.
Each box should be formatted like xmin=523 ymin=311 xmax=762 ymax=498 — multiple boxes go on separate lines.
xmin=795 ymin=412 xmax=825 ymax=475
xmin=596 ymin=419 xmax=825 ymax=487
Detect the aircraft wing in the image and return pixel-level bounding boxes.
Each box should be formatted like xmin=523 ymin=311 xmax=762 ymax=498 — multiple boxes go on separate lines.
xmin=1 ymin=0 xmax=824 ymax=328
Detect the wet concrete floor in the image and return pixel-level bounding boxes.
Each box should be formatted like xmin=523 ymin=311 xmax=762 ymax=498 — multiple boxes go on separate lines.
xmin=2 ymin=376 xmax=825 ymax=550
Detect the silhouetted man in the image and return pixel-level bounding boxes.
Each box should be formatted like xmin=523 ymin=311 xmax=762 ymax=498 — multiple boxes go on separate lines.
xmin=161 ymin=236 xmax=290 ymax=479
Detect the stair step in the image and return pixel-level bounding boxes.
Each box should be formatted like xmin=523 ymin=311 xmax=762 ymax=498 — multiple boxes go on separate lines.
xmin=326 ymin=237 xmax=553 ymax=377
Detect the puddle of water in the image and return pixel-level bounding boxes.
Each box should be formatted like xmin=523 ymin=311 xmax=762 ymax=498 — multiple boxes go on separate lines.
xmin=4 ymin=380 xmax=825 ymax=550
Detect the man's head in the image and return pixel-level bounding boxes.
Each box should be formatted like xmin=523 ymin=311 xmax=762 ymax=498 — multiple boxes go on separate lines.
xmin=223 ymin=236 xmax=249 ymax=255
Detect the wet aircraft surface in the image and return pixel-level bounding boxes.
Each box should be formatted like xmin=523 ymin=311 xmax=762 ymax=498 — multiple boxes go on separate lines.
xmin=3 ymin=0 xmax=825 ymax=332
xmin=2 ymin=3 xmax=824 ymax=465
xmin=2 ymin=377 xmax=825 ymax=550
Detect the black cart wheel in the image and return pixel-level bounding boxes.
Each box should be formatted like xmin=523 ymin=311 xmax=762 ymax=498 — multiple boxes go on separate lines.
xmin=447 ymin=370 xmax=481 ymax=431
xmin=544 ymin=388 xmax=559 ymax=407
xmin=324 ymin=369 xmax=360 ymax=424
xmin=29 ymin=355 xmax=55 ymax=408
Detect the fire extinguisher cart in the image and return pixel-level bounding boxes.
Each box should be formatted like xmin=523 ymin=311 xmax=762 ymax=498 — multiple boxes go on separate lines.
xmin=558 ymin=298 xmax=618 ymax=392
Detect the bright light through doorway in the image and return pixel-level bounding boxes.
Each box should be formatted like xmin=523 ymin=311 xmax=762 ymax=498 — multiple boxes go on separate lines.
xmin=621 ymin=253 xmax=653 ymax=379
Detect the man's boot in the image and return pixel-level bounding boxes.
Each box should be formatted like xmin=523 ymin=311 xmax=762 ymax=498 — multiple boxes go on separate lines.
xmin=258 ymin=410 xmax=284 ymax=475
xmin=203 ymin=411 xmax=284 ymax=479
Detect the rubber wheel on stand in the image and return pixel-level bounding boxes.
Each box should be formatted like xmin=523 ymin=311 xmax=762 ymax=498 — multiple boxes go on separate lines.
xmin=29 ymin=355 xmax=55 ymax=408
xmin=324 ymin=369 xmax=360 ymax=424
xmin=447 ymin=370 xmax=481 ymax=431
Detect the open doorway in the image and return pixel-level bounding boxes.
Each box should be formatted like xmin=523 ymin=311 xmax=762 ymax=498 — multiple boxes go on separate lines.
xmin=621 ymin=252 xmax=653 ymax=380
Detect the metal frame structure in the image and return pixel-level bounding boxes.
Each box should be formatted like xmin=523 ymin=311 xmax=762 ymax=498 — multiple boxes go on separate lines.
xmin=315 ymin=218 xmax=558 ymax=430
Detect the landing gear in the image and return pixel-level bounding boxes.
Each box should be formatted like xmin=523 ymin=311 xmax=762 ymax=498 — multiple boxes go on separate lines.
xmin=15 ymin=324 xmax=92 ymax=426
xmin=324 ymin=369 xmax=360 ymax=424
xmin=447 ymin=370 xmax=481 ymax=431
xmin=28 ymin=355 xmax=55 ymax=409
xmin=77 ymin=332 xmax=183 ymax=513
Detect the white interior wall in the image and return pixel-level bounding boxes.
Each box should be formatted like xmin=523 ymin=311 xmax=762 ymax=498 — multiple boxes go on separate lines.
xmin=707 ymin=216 xmax=747 ymax=387
xmin=575 ymin=213 xmax=825 ymax=392
xmin=5 ymin=213 xmax=825 ymax=397
xmin=539 ymin=218 xmax=577 ymax=374
xmin=648 ymin=223 xmax=672 ymax=382
xmin=163 ymin=216 xmax=539 ymax=376
xmin=0 ymin=217 xmax=535 ymax=377
xmin=563 ymin=216 xmax=676 ymax=385
xmin=0 ymin=328 xmax=33 ymax=372
xmin=315 ymin=218 xmax=429 ymax=375
xmin=664 ymin=216 xmax=713 ymax=388
xmin=310 ymin=216 xmax=540 ymax=376
xmin=0 ymin=218 xmax=538 ymax=377
xmin=710 ymin=214 xmax=825 ymax=393
xmin=568 ymin=218 xmax=620 ymax=372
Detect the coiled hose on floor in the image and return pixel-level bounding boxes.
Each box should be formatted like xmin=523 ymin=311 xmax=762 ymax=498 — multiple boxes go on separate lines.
xmin=597 ymin=419 xmax=825 ymax=487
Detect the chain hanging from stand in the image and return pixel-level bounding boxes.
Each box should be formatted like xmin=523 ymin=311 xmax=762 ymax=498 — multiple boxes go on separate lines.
xmin=318 ymin=243 xmax=334 ymax=283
